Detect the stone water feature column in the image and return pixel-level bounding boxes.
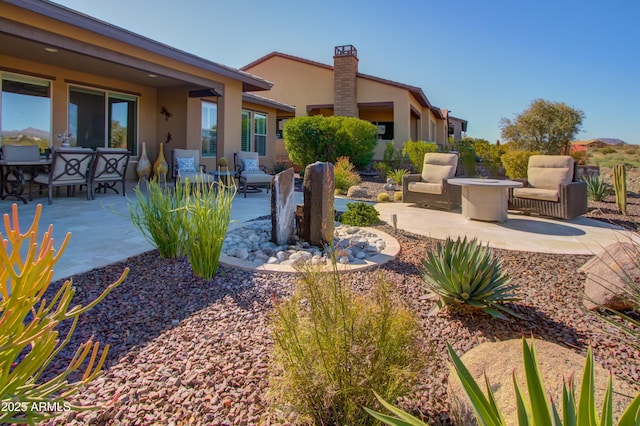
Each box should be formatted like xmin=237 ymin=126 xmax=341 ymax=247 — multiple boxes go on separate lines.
xmin=271 ymin=168 xmax=296 ymax=245
xmin=302 ymin=162 xmax=334 ymax=247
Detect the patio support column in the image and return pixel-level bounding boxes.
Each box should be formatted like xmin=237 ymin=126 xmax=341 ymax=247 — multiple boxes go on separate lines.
xmin=217 ymin=81 xmax=243 ymax=160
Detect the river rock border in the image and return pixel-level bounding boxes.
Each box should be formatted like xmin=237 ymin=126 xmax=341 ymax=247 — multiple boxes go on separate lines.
xmin=219 ymin=220 xmax=400 ymax=274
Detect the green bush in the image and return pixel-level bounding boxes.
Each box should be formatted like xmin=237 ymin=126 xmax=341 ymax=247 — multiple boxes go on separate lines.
xmin=381 ymin=141 xmax=409 ymax=170
xmin=583 ymin=175 xmax=611 ymax=201
xmin=1 ymin=204 xmax=128 ymax=424
xmin=269 ymin=264 xmax=422 ymax=425
xmin=393 ymin=191 xmax=403 ymax=202
xmin=472 ymin=140 xmax=506 ymax=177
xmin=377 ymin=192 xmax=391 ymax=202
xmin=373 ymin=161 xmax=391 ymax=180
xmin=500 ymin=150 xmax=540 ymax=179
xmin=334 ymin=156 xmax=361 ymax=192
xmin=367 ymin=338 xmax=640 ymax=426
xmin=283 ymin=115 xmax=378 ymax=169
xmin=402 ymin=140 xmax=438 ymax=173
xmin=340 ymin=202 xmax=380 ymax=226
xmin=420 ymin=237 xmax=519 ymax=319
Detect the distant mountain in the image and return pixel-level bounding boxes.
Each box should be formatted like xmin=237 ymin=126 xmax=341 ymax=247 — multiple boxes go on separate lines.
xmin=595 ymin=138 xmax=627 ymax=145
xmin=2 ymin=127 xmax=50 ymax=139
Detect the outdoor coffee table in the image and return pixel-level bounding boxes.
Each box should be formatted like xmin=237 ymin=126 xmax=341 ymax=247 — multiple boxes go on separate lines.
xmin=447 ymin=178 xmax=523 ymax=222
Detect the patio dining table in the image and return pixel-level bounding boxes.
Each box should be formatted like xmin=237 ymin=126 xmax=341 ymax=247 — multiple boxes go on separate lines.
xmin=0 ymin=159 xmax=52 ymax=204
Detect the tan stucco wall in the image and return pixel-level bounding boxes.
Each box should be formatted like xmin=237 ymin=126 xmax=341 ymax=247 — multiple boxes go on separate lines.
xmin=246 ymin=56 xmax=449 ymax=161
xmin=244 ymin=57 xmax=334 ymax=115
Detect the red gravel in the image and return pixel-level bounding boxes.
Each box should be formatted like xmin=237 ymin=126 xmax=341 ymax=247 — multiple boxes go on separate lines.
xmin=39 ymin=175 xmax=640 ymax=425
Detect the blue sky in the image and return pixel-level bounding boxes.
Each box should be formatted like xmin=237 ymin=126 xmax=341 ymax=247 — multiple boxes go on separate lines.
xmin=52 ymin=0 xmax=639 ymax=144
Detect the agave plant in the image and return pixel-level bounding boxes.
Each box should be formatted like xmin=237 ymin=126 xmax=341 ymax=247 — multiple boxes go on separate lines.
xmin=421 ymin=237 xmax=519 ymax=319
xmin=583 ymin=175 xmax=611 ymax=202
xmin=366 ymin=338 xmax=640 ymax=426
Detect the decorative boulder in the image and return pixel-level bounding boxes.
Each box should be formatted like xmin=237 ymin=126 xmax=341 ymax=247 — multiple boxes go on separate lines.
xmin=346 ymin=185 xmax=368 ymax=198
xmin=447 ymin=339 xmax=635 ymax=426
xmin=579 ymin=242 xmax=639 ymax=311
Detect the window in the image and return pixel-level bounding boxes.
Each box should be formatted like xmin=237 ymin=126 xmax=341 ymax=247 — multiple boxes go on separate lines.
xmin=201 ymin=102 xmax=217 ymax=157
xmin=254 ymin=113 xmax=267 ymax=156
xmin=241 ymin=110 xmax=251 ymax=152
xmin=430 ymin=120 xmax=436 ymax=142
xmin=240 ymin=110 xmax=268 ymax=156
xmin=69 ymin=86 xmax=138 ymax=152
xmin=1 ymin=73 xmax=51 ymax=151
xmin=371 ymin=121 xmax=394 ymax=140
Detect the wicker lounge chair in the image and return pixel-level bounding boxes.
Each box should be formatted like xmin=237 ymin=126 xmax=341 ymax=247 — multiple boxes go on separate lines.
xmin=508 ymin=155 xmax=587 ymax=220
xmin=402 ymin=152 xmax=461 ymax=210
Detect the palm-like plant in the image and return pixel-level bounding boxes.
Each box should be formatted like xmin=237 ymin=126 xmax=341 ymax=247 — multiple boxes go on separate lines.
xmin=421 ymin=237 xmax=519 ymax=319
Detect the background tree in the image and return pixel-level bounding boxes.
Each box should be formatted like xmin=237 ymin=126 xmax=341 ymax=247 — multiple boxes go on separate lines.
xmin=500 ymin=99 xmax=584 ymax=155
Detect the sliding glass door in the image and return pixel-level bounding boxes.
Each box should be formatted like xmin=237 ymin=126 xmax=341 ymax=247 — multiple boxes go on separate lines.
xmin=69 ymin=86 xmax=137 ymax=152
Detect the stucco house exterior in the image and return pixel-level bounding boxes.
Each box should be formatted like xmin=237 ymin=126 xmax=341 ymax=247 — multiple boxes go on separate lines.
xmin=0 ymin=0 xmax=294 ymax=176
xmin=242 ymin=45 xmax=463 ymax=161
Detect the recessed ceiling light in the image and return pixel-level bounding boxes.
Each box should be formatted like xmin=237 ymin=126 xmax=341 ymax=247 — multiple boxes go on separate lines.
xmin=148 ymin=74 xmax=157 ymax=78
xmin=44 ymin=47 xmax=58 ymax=53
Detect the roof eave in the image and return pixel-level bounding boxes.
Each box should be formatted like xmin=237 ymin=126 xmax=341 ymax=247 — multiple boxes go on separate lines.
xmin=8 ymin=0 xmax=273 ymax=91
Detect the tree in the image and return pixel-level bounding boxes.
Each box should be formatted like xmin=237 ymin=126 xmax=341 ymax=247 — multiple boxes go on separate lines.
xmin=500 ymin=99 xmax=584 ymax=155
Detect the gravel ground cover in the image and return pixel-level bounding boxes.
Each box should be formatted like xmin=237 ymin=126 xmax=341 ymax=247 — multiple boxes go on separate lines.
xmin=40 ymin=172 xmax=640 ymax=425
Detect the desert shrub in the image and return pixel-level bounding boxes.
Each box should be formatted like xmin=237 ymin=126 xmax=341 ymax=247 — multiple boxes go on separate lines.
xmin=269 ymin=264 xmax=422 ymax=425
xmin=0 ymin=204 xmax=128 ymax=424
xmin=500 ymin=150 xmax=540 ymax=179
xmin=394 ymin=191 xmax=403 ymax=202
xmin=569 ymin=144 xmax=588 ymax=165
xmin=367 ymin=338 xmax=640 ymax=426
xmin=377 ymin=192 xmax=391 ymax=202
xmin=421 ymin=237 xmax=519 ymax=319
xmin=402 ymin=140 xmax=438 ymax=173
xmin=583 ymin=175 xmax=611 ymax=201
xmin=129 ymin=178 xmax=187 ymax=258
xmin=180 ymin=176 xmax=236 ymax=279
xmin=473 ymin=140 xmax=506 ymax=176
xmin=283 ymin=115 xmax=377 ymax=169
xmin=381 ymin=141 xmax=409 ymax=170
xmin=373 ymin=161 xmax=391 ymax=179
xmin=452 ymin=137 xmax=478 ymax=176
xmin=340 ymin=202 xmax=380 ymax=226
xmin=599 ymin=146 xmax=617 ymax=155
xmin=334 ymin=156 xmax=361 ymax=192
xmin=388 ymin=169 xmax=409 ymax=186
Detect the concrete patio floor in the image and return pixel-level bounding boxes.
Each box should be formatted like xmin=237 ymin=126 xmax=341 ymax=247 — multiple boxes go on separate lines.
xmin=0 ymin=180 xmax=634 ymax=282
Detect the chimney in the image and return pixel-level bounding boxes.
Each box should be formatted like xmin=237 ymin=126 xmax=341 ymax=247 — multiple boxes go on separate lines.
xmin=333 ymin=45 xmax=358 ymax=117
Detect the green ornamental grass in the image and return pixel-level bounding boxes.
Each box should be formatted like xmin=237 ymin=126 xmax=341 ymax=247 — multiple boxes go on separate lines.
xmin=180 ymin=176 xmax=236 ymax=279
xmin=129 ymin=178 xmax=187 ymax=258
